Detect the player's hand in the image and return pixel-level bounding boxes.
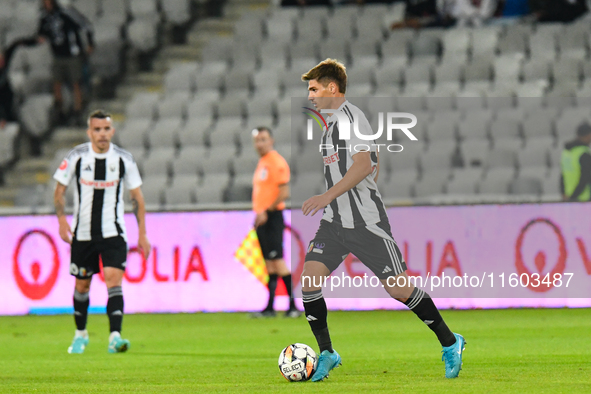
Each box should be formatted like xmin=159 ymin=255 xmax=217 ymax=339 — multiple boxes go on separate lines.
xmin=58 ymin=217 xmax=72 ymax=244
xmin=86 ymin=45 xmax=94 ymax=55
xmin=302 ymin=194 xmax=331 ymax=217
xmin=138 ymin=234 xmax=151 ymax=259
xmin=254 ymin=211 xmax=268 ymax=228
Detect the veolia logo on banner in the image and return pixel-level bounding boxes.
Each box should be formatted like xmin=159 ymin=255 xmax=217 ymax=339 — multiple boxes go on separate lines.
xmin=303 ymin=107 xmax=418 ymax=153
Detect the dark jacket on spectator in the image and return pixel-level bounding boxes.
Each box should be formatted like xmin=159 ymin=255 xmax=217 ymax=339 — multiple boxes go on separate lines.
xmin=38 ymin=4 xmax=94 ymax=58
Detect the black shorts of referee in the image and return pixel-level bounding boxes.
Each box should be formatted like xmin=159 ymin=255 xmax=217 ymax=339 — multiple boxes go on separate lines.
xmin=256 ymin=210 xmax=284 ymax=260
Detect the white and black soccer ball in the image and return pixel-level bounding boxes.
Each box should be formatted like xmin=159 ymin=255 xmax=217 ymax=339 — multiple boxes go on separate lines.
xmin=278 ymin=343 xmax=318 ymax=381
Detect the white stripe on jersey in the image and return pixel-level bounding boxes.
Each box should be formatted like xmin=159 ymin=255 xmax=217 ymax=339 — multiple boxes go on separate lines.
xmin=53 ymin=142 xmax=142 ymax=242
xmin=320 ymin=100 xmax=387 ymax=229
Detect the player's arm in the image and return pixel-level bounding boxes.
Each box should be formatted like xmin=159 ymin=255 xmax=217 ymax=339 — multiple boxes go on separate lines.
xmin=54 ymin=182 xmax=72 ymax=244
xmin=129 ymin=187 xmax=151 ymax=259
xmin=270 ymin=183 xmax=290 ymax=210
xmin=302 ymin=151 xmax=372 ymax=216
xmin=374 ymin=151 xmax=380 ymax=183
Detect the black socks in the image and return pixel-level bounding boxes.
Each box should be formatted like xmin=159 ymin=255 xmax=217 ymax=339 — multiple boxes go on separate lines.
xmin=73 ymin=289 xmax=89 ymax=330
xmin=107 ymin=286 xmax=124 ymax=333
xmin=403 ymin=288 xmax=456 ymax=347
xmin=303 ymin=290 xmax=333 ymax=353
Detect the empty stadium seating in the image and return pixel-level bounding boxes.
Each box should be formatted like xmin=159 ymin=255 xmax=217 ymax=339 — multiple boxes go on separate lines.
xmin=29 ymin=1 xmax=591 ymax=210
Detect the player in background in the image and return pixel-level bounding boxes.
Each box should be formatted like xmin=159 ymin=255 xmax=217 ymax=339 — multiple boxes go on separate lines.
xmin=251 ymin=127 xmax=300 ymax=318
xmin=299 ymin=59 xmax=465 ymax=381
xmin=53 ymin=110 xmax=151 ymax=354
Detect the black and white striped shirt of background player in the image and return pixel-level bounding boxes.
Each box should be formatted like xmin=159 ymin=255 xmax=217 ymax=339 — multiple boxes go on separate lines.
xmin=53 ymin=142 xmax=142 ymax=242
xmin=319 ymin=100 xmax=391 ymax=237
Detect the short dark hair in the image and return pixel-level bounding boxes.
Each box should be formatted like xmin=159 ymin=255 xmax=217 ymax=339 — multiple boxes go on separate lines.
xmin=87 ymin=109 xmax=112 ymax=126
xmin=301 ymin=58 xmax=347 ymax=94
xmin=577 ymin=122 xmax=591 ymax=137
xmin=253 ymin=126 xmax=273 ymax=137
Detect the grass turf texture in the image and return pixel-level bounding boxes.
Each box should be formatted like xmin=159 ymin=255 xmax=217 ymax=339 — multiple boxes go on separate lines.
xmin=0 ymin=308 xmax=589 ymax=393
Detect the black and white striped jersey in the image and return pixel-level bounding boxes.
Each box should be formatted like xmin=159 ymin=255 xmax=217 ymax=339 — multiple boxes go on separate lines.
xmin=320 ymin=100 xmax=388 ymax=229
xmin=53 ymin=142 xmax=142 ymax=242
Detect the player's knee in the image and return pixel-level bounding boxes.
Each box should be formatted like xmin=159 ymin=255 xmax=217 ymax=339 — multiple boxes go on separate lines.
xmin=75 ymin=280 xmax=91 ymax=293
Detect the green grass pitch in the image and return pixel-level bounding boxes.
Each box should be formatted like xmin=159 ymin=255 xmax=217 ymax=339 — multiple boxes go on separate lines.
xmin=0 ymin=308 xmax=589 ymax=393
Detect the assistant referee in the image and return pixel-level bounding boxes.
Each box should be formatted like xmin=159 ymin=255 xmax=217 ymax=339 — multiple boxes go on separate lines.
xmin=251 ymin=126 xmax=300 ymax=318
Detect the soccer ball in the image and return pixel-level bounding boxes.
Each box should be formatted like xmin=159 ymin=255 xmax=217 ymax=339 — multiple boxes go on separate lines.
xmin=278 ymin=343 xmax=317 ymax=381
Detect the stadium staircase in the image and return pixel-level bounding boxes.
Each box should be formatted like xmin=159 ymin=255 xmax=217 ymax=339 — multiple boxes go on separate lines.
xmin=0 ymin=0 xmax=268 ymax=212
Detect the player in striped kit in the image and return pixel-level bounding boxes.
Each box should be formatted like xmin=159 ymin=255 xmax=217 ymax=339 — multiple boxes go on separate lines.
xmin=53 ymin=110 xmax=151 ymax=354
xmin=299 ymin=59 xmax=465 ymax=381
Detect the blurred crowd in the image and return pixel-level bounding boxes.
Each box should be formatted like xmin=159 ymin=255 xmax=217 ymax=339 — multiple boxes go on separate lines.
xmin=281 ymin=0 xmax=589 ymax=27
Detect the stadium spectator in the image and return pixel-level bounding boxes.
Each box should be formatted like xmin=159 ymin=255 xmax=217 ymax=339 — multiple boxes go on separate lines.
xmin=530 ymin=0 xmax=588 ymax=22
xmin=37 ymin=0 xmax=94 ymax=126
xmin=561 ymin=122 xmax=591 ymax=202
xmin=453 ymin=0 xmax=499 ymax=27
xmin=299 ymin=59 xmax=465 ymax=381
xmin=501 ymin=0 xmax=530 ymax=17
xmin=0 ymin=38 xmax=37 ymax=128
xmin=281 ymin=0 xmax=331 ymax=5
xmin=390 ymin=0 xmax=456 ymax=29
xmin=251 ymin=127 xmax=300 ymax=318
xmin=53 ymin=110 xmax=151 ymax=354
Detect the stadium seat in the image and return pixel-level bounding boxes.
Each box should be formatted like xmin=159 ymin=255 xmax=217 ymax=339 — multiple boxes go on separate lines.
xmin=231 ymin=153 xmax=259 ymax=177
xmin=162 ymin=0 xmax=190 ymax=26
xmin=522 ymin=114 xmax=554 ymax=140
xmin=509 ymin=177 xmax=542 ymax=196
xmin=419 ymin=143 xmax=456 ymax=171
xmin=291 ymin=172 xmax=325 ymax=205
xmin=177 ymin=119 xmax=210 ymax=147
xmin=164 ymin=174 xmax=198 ymax=207
xmin=380 ymin=169 xmax=416 ymax=200
xmin=459 ymin=139 xmax=491 ymax=168
xmin=425 ymin=117 xmax=457 ymax=145
xmin=164 ymin=62 xmax=199 ymax=93
xmin=259 ymin=41 xmax=288 ymax=70
xmin=217 ymin=95 xmax=247 ymax=119
xmin=128 ymin=17 xmax=159 ymax=52
xmin=385 ymin=141 xmax=424 ymax=175
xmin=19 ymin=94 xmax=54 ymax=139
xmin=142 ymin=148 xmax=174 ymax=178
xmin=490 ymin=119 xmax=522 ymax=141
xmin=146 ymin=118 xmax=182 ymax=149
xmin=478 ymin=167 xmax=515 ymax=195
xmin=197 ymin=173 xmax=231 ymax=203
xmin=441 ymin=29 xmax=470 ymax=63
xmin=414 ymin=171 xmax=449 ymax=198
xmin=101 ymin=0 xmax=129 ymax=24
xmin=517 ymin=144 xmax=550 ymax=169
xmin=409 ymin=33 xmax=441 ymax=65
xmin=295 ymin=17 xmax=325 ymax=44
xmin=403 ymin=63 xmax=432 ymax=92
xmin=557 ymin=26 xmax=588 ymax=60
xmin=373 ymin=63 xmax=405 ymax=94
xmin=187 ymin=91 xmax=219 ymax=120
xmin=380 ymin=30 xmax=412 ymax=62
xmin=141 ymin=174 xmax=168 ymax=206
xmin=173 ymin=146 xmax=207 ymax=176
xmin=464 ymin=60 xmax=493 ymax=93
xmin=265 ymin=17 xmax=295 ymax=44
xmin=471 ymin=27 xmax=500 ymax=58
xmin=126 ymin=92 xmax=159 ymax=120
xmin=458 ymin=113 xmax=491 ymax=141
xmin=157 ymin=92 xmax=191 ymax=120
xmin=349 ymin=40 xmax=380 ymax=70
xmin=326 ymin=12 xmax=355 ymax=41
xmin=0 ymin=123 xmax=19 ymax=167
xmin=484 ymin=148 xmax=517 ymax=170
xmin=447 ymin=168 xmax=484 ymax=194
